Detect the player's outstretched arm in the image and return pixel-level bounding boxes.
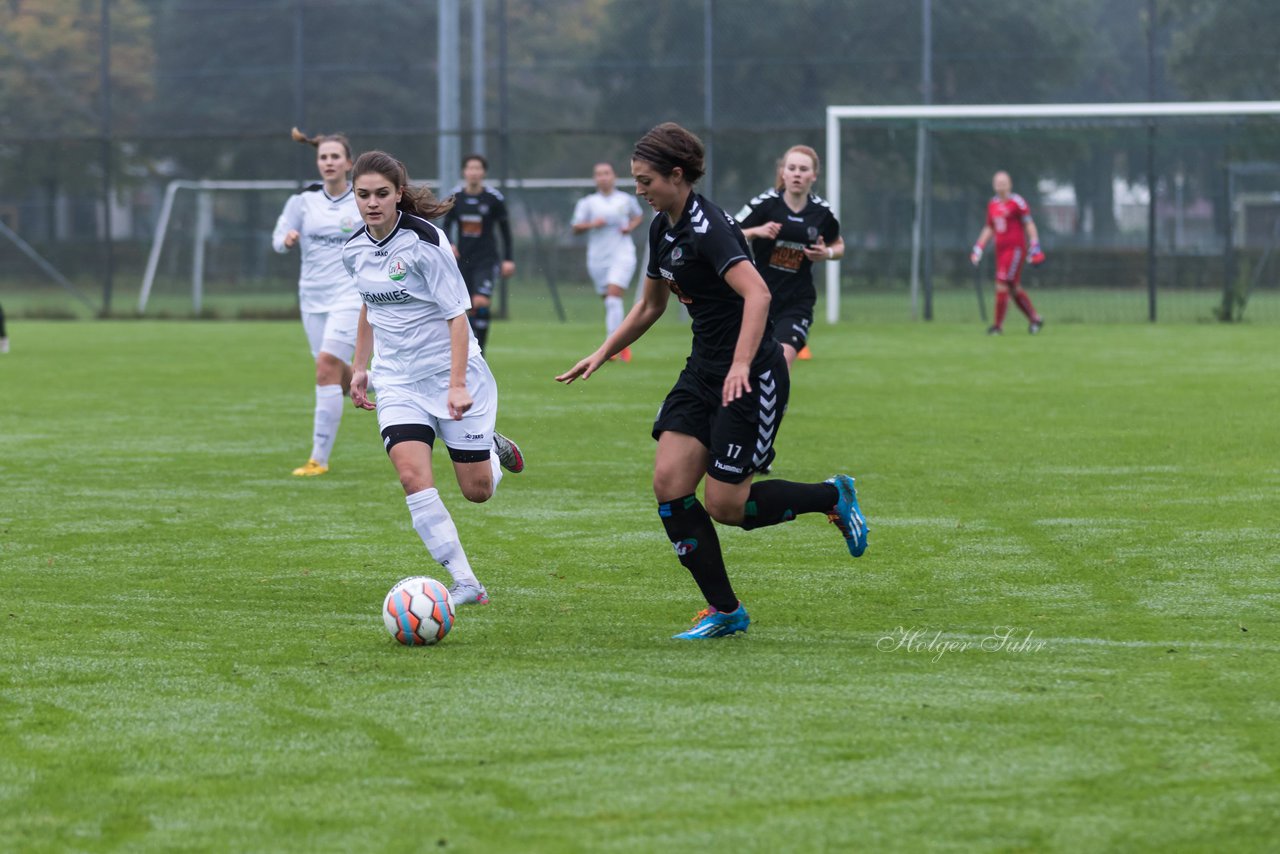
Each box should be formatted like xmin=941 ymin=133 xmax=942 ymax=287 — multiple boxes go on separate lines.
xmin=557 ymin=275 xmax=670 ymax=385
xmin=351 ymin=306 xmax=376 ymax=410
xmin=1025 ymin=218 xmax=1045 ymax=265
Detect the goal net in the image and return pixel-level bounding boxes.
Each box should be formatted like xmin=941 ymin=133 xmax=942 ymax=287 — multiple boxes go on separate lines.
xmin=136 ymin=177 xmax=625 ymax=321
xmin=824 ymin=101 xmax=1280 ymax=324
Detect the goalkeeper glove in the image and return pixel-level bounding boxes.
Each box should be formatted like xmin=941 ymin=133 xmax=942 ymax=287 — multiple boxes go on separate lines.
xmin=970 ymin=244 xmax=984 ymax=266
xmin=1030 ymin=242 xmax=1045 ymax=266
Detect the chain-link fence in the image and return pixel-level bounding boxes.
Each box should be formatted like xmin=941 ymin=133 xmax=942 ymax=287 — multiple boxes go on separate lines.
xmin=3 ymin=0 xmax=1280 ymax=322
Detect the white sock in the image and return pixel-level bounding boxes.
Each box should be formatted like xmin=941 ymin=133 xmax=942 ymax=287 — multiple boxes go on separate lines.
xmin=604 ymin=295 xmax=624 ymax=337
xmin=406 ymin=488 xmax=479 ymax=587
xmin=310 ymin=384 xmax=344 ymax=465
xmin=489 ymin=450 xmax=503 ymax=493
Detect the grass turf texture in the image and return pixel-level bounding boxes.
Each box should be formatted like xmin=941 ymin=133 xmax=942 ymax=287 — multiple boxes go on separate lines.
xmin=2 ymin=318 xmax=1278 ymax=852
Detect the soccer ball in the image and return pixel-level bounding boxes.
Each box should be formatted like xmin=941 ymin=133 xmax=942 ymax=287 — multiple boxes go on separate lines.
xmin=382 ymin=576 xmax=456 ymax=645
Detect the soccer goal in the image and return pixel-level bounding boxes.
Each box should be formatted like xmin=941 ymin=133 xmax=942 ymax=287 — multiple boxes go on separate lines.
xmin=824 ymin=101 xmax=1280 ymax=324
xmin=136 ymin=177 xmax=610 ymax=319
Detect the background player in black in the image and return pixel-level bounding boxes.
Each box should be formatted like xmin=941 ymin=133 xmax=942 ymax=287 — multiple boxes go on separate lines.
xmin=441 ymin=154 xmax=515 ymax=352
xmin=736 ymin=145 xmax=843 ymax=368
xmin=0 ymin=301 xmax=7 ymax=353
xmin=557 ymin=123 xmax=868 ymax=640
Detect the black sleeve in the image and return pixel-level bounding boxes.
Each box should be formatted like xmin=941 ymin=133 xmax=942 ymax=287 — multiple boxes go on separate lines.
xmin=698 ymin=213 xmax=751 ymax=277
xmin=441 ymin=205 xmax=457 ymax=241
xmin=494 ymin=196 xmax=513 ymax=261
xmin=821 ymin=208 xmax=840 ymax=243
xmin=736 ymin=199 xmax=768 ymax=230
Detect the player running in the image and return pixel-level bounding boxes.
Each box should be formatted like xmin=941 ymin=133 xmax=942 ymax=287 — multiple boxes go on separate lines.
xmin=970 ymin=170 xmax=1045 ymax=335
xmin=557 ymin=123 xmax=868 ymax=641
xmin=345 ymin=150 xmax=525 ymax=607
xmin=271 ymin=128 xmax=363 ymax=477
xmin=736 ymin=145 xmax=843 ymax=368
xmin=572 ymin=162 xmax=645 ymax=362
xmin=441 ymin=154 xmax=515 ymax=352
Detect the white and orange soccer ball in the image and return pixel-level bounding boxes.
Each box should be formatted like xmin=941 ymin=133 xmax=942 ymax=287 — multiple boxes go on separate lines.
xmin=382 ymin=576 xmax=456 ymax=645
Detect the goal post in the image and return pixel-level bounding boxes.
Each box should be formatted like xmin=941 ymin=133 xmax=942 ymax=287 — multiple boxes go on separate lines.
xmin=824 ymin=101 xmax=1280 ymax=324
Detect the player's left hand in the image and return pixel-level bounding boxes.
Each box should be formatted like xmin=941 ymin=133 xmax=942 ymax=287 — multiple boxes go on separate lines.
xmin=500 ymin=260 xmax=516 ymax=278
xmin=555 ymin=351 xmax=607 ymax=385
xmin=1030 ymin=243 xmax=1046 ymax=266
xmin=721 ymin=362 xmax=753 ymax=407
xmin=447 ymin=386 xmax=473 ymax=420
xmin=803 ymin=236 xmax=830 ymax=263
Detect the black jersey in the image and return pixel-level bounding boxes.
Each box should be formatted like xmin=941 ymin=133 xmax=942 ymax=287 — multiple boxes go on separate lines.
xmin=646 ymin=191 xmax=776 ymax=375
xmin=442 ymin=184 xmax=513 ymax=267
xmin=735 ymin=189 xmax=839 ymax=306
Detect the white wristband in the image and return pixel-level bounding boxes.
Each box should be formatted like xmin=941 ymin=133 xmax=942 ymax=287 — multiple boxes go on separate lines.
xmin=826 ymin=247 xmax=834 ymax=260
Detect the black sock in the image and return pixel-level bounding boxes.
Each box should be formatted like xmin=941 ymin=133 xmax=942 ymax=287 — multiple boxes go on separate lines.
xmin=658 ymin=495 xmax=738 ymax=613
xmin=740 ymin=480 xmax=839 ymax=531
xmin=470 ymin=306 xmax=490 ymax=351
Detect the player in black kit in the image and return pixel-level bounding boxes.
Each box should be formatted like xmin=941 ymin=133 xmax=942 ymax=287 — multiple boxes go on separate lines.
xmin=557 ymin=123 xmax=868 ymax=640
xmin=736 ymin=144 xmax=844 ymax=368
xmin=441 ymin=154 xmax=515 ymax=351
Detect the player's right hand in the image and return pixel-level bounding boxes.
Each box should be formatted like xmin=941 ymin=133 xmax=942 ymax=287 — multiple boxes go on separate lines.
xmin=350 ymin=369 xmax=376 ymax=410
xmin=758 ymin=221 xmax=782 ymax=239
xmin=555 ymin=352 xmax=606 ymax=385
xmin=970 ymin=244 xmax=983 ymax=266
xmin=284 ymin=230 xmax=300 ymax=249
xmin=1029 ymin=243 xmax=1046 ymax=266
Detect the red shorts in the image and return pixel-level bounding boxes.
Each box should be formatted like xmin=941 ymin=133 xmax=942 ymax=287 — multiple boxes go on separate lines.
xmin=995 ymin=245 xmax=1025 ymax=286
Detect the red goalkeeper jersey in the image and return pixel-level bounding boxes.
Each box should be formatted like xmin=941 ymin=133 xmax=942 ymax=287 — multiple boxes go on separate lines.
xmin=986 ymin=194 xmax=1032 ymax=251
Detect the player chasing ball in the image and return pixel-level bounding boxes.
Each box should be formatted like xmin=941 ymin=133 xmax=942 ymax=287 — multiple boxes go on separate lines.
xmin=441 ymin=154 xmax=515 ymax=353
xmin=970 ymin=170 xmax=1046 ymax=335
xmin=736 ymin=144 xmax=844 ymax=368
xmin=345 ymin=150 xmax=525 ymax=607
xmin=273 ymin=128 xmax=363 ymax=476
xmin=572 ymin=162 xmax=645 ymax=363
xmin=557 ymin=123 xmax=869 ymax=640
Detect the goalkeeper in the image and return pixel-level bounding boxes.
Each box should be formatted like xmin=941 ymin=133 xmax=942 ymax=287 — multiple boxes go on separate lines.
xmin=970 ymin=170 xmax=1045 ymax=335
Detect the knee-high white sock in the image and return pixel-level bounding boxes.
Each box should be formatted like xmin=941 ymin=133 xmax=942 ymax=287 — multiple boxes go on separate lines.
xmin=604 ymin=295 xmax=624 ymax=337
xmin=406 ymin=488 xmax=479 ymax=587
xmin=311 ymin=384 xmax=344 ymax=465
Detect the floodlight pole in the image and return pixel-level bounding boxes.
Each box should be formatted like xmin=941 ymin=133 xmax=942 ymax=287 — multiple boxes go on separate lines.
xmin=471 ymin=0 xmax=485 ymax=155
xmin=99 ymin=0 xmax=114 ymax=315
xmin=438 ymin=0 xmax=461 ymax=195
xmin=1145 ymin=0 xmax=1158 ymax=322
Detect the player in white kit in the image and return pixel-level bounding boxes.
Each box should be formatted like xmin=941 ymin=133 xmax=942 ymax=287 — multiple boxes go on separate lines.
xmin=571 ymin=162 xmax=644 ymax=362
xmin=272 ymin=128 xmax=363 ymax=477
xmin=345 ymin=150 xmax=525 ymax=606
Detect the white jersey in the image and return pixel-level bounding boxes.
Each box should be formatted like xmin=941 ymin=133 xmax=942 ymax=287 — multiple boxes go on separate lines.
xmin=273 ymin=183 xmax=363 ymax=313
xmin=572 ymin=190 xmax=643 ymax=268
xmin=342 ymin=211 xmax=480 ymax=386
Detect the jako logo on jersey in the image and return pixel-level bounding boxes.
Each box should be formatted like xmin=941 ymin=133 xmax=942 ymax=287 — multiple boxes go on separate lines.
xmin=674 ymin=538 xmax=698 ymax=556
xmin=387 ymin=258 xmax=408 ymax=281
xmin=340 ymin=216 xmax=356 ymax=233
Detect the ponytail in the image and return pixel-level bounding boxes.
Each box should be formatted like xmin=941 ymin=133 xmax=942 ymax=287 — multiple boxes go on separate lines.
xmin=291 ymin=127 xmax=353 ymax=161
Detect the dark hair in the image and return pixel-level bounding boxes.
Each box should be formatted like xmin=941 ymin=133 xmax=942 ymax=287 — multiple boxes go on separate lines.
xmin=775 ymin=144 xmax=820 ymax=191
xmin=632 ymin=122 xmax=705 ymax=184
xmin=291 ymin=127 xmax=353 ymax=161
xmin=352 ymin=150 xmax=454 ymax=220
xmin=462 ymin=153 xmax=488 ymax=171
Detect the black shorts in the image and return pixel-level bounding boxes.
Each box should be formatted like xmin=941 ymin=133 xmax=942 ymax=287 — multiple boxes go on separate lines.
xmin=651 ymin=346 xmax=789 ymax=484
xmin=459 ymin=261 xmax=498 ymax=300
xmin=771 ymin=300 xmax=813 ymax=351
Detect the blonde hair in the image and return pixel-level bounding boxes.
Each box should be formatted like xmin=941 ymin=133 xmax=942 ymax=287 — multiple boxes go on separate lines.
xmin=775 ymin=145 xmax=820 ymax=191
xmin=352 ymin=150 xmax=454 ymax=220
xmin=291 ymin=127 xmax=353 ymax=161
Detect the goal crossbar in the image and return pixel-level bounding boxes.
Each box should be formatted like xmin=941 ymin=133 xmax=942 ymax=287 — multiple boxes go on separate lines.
xmin=823 ymin=100 xmax=1280 ymax=322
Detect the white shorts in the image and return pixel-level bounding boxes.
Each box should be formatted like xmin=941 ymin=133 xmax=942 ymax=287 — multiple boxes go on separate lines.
xmin=375 ymin=357 xmax=498 ymax=453
xmin=301 ymin=308 xmax=359 ymax=363
xmin=588 ymin=255 xmax=636 ymax=295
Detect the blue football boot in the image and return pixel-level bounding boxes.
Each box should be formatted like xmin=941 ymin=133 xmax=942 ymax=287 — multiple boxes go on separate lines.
xmin=827 ymin=474 xmax=869 ymax=557
xmin=672 ymin=605 xmax=750 ymax=640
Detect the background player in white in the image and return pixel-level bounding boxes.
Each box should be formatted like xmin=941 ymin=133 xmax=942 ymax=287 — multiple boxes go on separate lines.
xmin=571 ymin=162 xmax=644 ymax=362
xmin=272 ymin=128 xmax=363 ymax=476
xmin=345 ymin=150 xmax=525 ymax=607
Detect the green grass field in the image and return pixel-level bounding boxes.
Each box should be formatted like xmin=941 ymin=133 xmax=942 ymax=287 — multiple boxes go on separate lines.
xmin=2 ymin=317 xmax=1278 ymax=852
